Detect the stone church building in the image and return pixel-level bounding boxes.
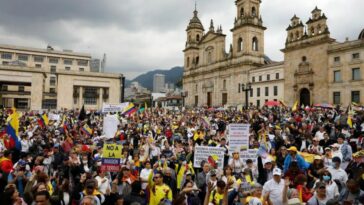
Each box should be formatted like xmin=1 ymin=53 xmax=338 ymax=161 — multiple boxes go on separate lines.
xmin=182 ymin=0 xmax=364 ymax=107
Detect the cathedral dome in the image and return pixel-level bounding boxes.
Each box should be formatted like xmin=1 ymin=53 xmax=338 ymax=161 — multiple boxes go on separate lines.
xmin=359 ymin=28 xmax=364 ymax=40
xmin=187 ymin=10 xmax=204 ymax=31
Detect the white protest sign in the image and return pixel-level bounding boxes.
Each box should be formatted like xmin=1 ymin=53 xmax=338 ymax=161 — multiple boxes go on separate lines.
xmin=103 ymin=115 xmax=120 ymax=139
xmin=102 ymin=102 xmax=129 ymax=113
xmin=194 ymin=146 xmax=225 ymax=169
xmin=240 ymin=149 xmax=258 ymax=165
xmin=48 ymin=113 xmax=60 ymax=121
xmin=228 ymin=124 xmax=250 ymax=154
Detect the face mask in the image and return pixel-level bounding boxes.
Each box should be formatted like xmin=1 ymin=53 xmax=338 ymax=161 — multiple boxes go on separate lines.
xmin=323 ymin=175 xmax=330 ymax=181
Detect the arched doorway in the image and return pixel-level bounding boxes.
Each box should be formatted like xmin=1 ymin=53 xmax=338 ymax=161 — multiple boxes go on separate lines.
xmin=300 ymin=88 xmax=310 ymax=107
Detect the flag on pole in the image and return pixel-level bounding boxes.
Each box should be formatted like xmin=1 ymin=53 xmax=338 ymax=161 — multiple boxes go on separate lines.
xmin=6 ymin=108 xmax=21 ymax=150
xmin=292 ymin=100 xmax=299 ymax=112
xmin=37 ymin=113 xmax=49 ymax=128
xmin=81 ymin=124 xmax=93 ymax=136
xmin=78 ymin=105 xmax=86 ymax=121
xmin=122 ymin=103 xmax=137 ymax=116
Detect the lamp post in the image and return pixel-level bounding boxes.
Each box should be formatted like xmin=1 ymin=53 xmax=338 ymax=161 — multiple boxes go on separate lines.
xmin=240 ymin=82 xmax=252 ymax=109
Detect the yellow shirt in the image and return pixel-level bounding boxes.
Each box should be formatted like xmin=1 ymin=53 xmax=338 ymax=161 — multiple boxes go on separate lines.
xmin=149 ymin=184 xmax=173 ymax=205
xmin=245 ymin=196 xmax=263 ymax=205
xmin=209 ymin=190 xmax=224 ymax=205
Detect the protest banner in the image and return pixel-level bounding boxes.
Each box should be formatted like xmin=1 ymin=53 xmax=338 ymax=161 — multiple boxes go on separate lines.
xmin=228 ymin=123 xmax=250 ymax=154
xmin=48 ymin=113 xmax=60 ymax=121
xmin=101 ymin=143 xmax=122 ymax=172
xmin=103 ymin=115 xmax=120 ymax=139
xmin=240 ymin=149 xmax=258 ymax=165
xmin=194 ymin=146 xmax=225 ymax=170
xmin=102 ymin=102 xmax=129 ymax=113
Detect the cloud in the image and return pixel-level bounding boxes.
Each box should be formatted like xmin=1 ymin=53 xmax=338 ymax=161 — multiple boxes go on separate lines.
xmin=0 ymin=0 xmax=362 ymax=79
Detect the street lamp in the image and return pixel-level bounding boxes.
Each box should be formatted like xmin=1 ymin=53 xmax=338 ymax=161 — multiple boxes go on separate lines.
xmin=240 ymin=82 xmax=252 ymax=109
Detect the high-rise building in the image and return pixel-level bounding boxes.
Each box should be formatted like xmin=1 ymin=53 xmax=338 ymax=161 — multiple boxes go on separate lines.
xmin=153 ymin=74 xmax=165 ymax=93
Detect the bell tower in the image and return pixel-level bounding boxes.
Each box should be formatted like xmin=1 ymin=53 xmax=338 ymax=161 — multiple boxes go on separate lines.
xmin=184 ymin=7 xmax=204 ymax=71
xmin=231 ymin=0 xmax=266 ymax=65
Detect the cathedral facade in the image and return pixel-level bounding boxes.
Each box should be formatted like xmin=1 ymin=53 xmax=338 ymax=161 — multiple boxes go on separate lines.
xmin=182 ymin=0 xmax=364 ymax=107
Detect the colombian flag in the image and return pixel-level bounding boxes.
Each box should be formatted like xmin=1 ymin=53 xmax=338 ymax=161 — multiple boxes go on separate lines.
xmin=81 ymin=124 xmax=93 ymax=136
xmin=6 ymin=108 xmax=21 ymax=150
xmin=38 ymin=113 xmax=49 ymax=128
xmin=292 ymin=100 xmax=299 ymax=112
xmin=123 ymin=103 xmax=137 ymax=116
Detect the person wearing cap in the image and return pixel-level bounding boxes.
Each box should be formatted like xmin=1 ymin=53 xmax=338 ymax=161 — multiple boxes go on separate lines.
xmin=262 ymin=167 xmax=285 ymax=205
xmin=345 ymin=152 xmax=364 ymax=191
xmin=307 ymin=181 xmax=329 ymax=205
xmin=322 ymin=147 xmax=333 ymax=168
xmin=337 ymin=134 xmax=352 ymax=169
xmin=257 ymin=156 xmax=274 ymax=185
xmin=331 ymin=144 xmax=343 ymax=161
xmin=308 ymin=155 xmax=325 ymax=187
xmin=327 ymin=156 xmax=348 ymax=185
xmin=283 ymin=146 xmax=310 ymax=174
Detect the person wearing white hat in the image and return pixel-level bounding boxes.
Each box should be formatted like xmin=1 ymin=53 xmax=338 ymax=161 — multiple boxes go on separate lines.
xmin=228 ymin=149 xmax=245 ymax=176
xmin=331 ymin=144 xmax=343 ymax=162
xmin=262 ymin=167 xmax=285 ymax=205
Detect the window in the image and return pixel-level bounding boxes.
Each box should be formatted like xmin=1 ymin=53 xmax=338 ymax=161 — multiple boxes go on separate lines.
xmin=65 ymin=66 xmax=70 ymax=70
xmin=352 ymin=53 xmax=360 ymax=59
xmin=252 ymin=77 xmax=255 ymax=82
xmin=196 ymin=56 xmax=199 ymax=65
xmin=194 ymin=96 xmax=198 ymax=106
xmin=257 ymin=87 xmax=260 ymax=97
xmin=240 ymin=8 xmax=244 ymax=16
xmin=334 ymin=56 xmax=340 ymax=63
xmin=267 ymin=74 xmax=270 ymax=81
xmin=333 ymin=92 xmax=340 ymax=104
xmin=352 ymin=68 xmax=360 ymax=80
xmin=18 ymin=54 xmax=28 ymax=61
xmin=34 ymin=56 xmax=44 ymax=62
xmin=50 ymin=77 xmax=56 ymax=86
xmin=238 ymin=38 xmax=243 ymax=52
xmin=195 ymin=84 xmax=198 ymax=92
xmin=50 ymin=88 xmax=56 ymax=93
xmin=187 ymin=57 xmax=190 ymax=67
xmin=1 ymin=85 xmax=8 ymax=91
xmin=42 ymin=99 xmax=57 ymax=110
xmin=64 ymin=59 xmax=73 ymax=65
xmin=274 ymin=86 xmax=278 ymax=96
xmin=77 ymin=60 xmax=88 ymax=66
xmin=265 ymin=87 xmax=269 ymax=96
xmin=333 ymin=70 xmax=341 ymax=82
xmin=2 ymin=61 xmax=9 ymax=65
xmin=222 ymin=93 xmax=228 ymax=105
xmin=250 ymin=88 xmax=253 ymax=97
xmin=352 ymin=91 xmax=360 ymax=103
xmin=223 ymin=80 xmax=226 ymax=90
xmin=252 ymin=37 xmax=258 ymax=51
xmin=251 ymin=7 xmax=256 ymax=17
xmin=259 ymin=76 xmax=262 ymax=82
xmin=302 ymin=56 xmax=307 ymax=62
xmin=18 ymin=85 xmax=24 ymax=92
xmin=256 ymin=100 xmax=260 ymax=107
xmin=84 ymin=87 xmax=98 ymax=105
xmin=196 ymin=34 xmax=200 ymax=42
xmin=35 ymin=64 xmax=42 ymax=68
xmin=79 ymin=67 xmax=84 ymax=72
xmin=1 ymin=53 xmax=12 ymax=59
xmin=276 ymin=73 xmax=279 ymax=79
xmin=49 ymin=57 xmax=59 ymax=64
xmin=50 ymin=66 xmax=56 ymax=73
xmin=207 ymin=52 xmax=212 ymax=64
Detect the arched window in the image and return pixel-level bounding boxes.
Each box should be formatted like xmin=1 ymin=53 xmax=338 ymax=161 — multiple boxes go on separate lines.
xmin=195 ymin=56 xmax=199 ymax=65
xmin=317 ymin=24 xmax=322 ymax=34
xmin=290 ymin=33 xmax=294 ymax=41
xmin=311 ymin=27 xmax=315 ymax=36
xmin=187 ymin=57 xmax=190 ymax=67
xmin=238 ymin=37 xmax=243 ymax=52
xmin=302 ymin=56 xmax=307 ymax=62
xmin=240 ymin=8 xmax=244 ymax=17
xmin=252 ymin=7 xmax=256 ymax=17
xmin=196 ymin=34 xmax=200 ymax=42
xmin=296 ymin=31 xmax=300 ymax=40
xmin=207 ymin=52 xmax=212 ymax=64
xmin=252 ymin=37 xmax=258 ymax=51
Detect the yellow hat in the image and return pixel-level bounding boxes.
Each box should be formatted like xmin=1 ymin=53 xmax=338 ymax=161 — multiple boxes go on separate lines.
xmin=287 ymin=146 xmax=298 ymax=152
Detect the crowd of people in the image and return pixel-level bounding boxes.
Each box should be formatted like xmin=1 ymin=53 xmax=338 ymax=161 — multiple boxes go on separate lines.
xmin=0 ymin=104 xmax=364 ymax=205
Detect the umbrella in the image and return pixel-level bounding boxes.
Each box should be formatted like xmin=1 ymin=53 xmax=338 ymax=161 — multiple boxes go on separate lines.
xmin=313 ymin=103 xmax=334 ymax=109
xmin=264 ymin=101 xmax=281 ymax=107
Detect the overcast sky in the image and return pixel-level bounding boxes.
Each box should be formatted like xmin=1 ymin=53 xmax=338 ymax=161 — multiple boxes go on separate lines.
xmin=0 ymin=0 xmax=362 ymax=79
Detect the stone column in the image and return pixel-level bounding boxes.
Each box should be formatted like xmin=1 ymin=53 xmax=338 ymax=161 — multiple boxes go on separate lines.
xmin=30 ymin=73 xmax=44 ymax=110
xmin=98 ymin=87 xmax=103 ymax=110
xmin=79 ymin=87 xmax=83 ymax=108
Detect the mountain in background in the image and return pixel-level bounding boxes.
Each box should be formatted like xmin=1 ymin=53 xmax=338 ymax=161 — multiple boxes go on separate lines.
xmin=125 ymin=66 xmax=183 ymax=90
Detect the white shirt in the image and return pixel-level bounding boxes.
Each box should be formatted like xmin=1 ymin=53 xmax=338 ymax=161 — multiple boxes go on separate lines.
xmin=140 ymin=168 xmax=152 ymax=189
xmin=228 ymin=158 xmax=244 ymax=174
xmin=332 ymin=151 xmax=343 ymax=161
xmin=262 ymin=178 xmax=285 ymax=205
xmin=95 ymin=176 xmax=111 ymax=194
xmin=315 ymin=131 xmax=325 ymax=141
xmin=327 ymin=167 xmax=348 ymax=184
xmin=20 ymin=139 xmax=31 ymax=153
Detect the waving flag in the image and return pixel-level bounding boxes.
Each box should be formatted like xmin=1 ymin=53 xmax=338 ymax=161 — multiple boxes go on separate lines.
xmin=6 ymin=108 xmax=21 ymax=150
xmin=292 ymin=100 xmax=299 ymax=112
xmin=38 ymin=113 xmax=49 ymax=128
xmin=81 ymin=124 xmax=93 ymax=136
xmin=123 ymin=103 xmax=137 ymax=116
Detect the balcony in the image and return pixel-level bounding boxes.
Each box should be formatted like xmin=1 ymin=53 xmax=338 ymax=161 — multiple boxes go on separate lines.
xmin=0 ymin=90 xmax=31 ymax=95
